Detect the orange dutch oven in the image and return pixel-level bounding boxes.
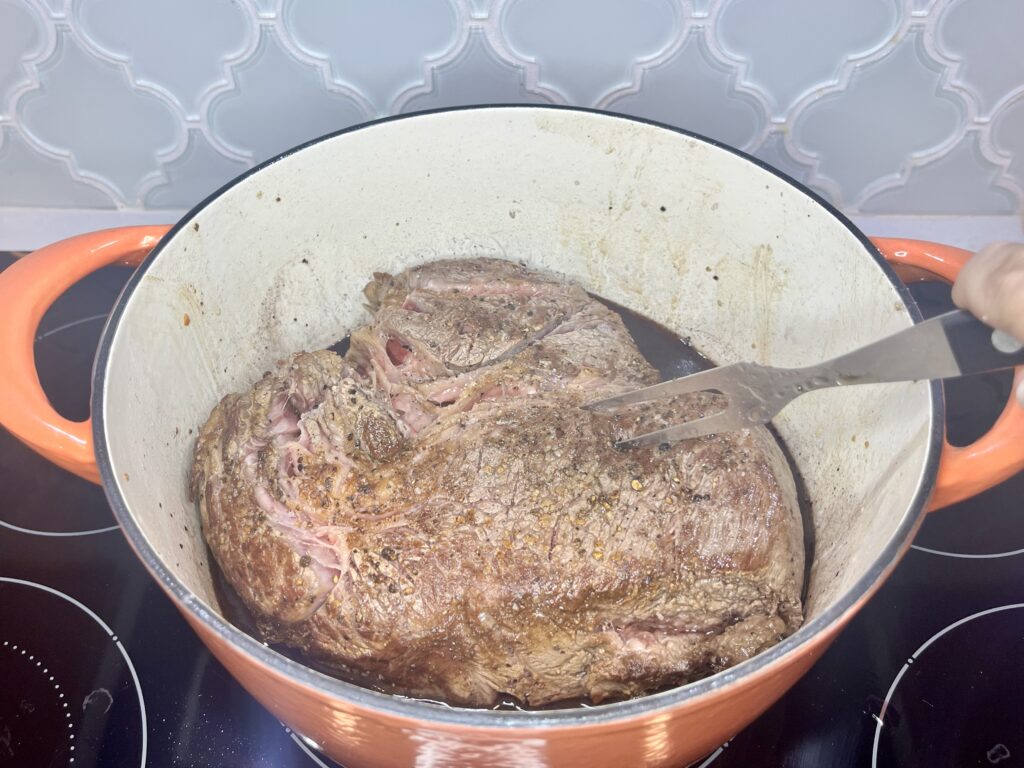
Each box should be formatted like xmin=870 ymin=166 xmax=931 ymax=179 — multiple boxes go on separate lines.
xmin=1 ymin=107 xmax=1022 ymax=767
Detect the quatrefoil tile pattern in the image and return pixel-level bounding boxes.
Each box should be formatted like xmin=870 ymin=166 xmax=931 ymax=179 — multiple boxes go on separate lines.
xmin=1 ymin=0 xmax=49 ymax=120
xmin=716 ymin=0 xmax=902 ymax=120
xmin=496 ymin=0 xmax=682 ymax=105
xmin=1 ymin=0 xmax=1021 ymax=215
xmin=73 ymin=0 xmax=253 ymax=119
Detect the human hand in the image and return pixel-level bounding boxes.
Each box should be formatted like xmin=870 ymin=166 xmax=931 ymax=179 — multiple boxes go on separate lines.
xmin=951 ymin=241 xmax=1024 ymax=405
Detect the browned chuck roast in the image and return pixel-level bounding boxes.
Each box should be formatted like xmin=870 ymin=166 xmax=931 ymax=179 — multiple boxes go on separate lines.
xmin=190 ymin=258 xmax=804 ymax=707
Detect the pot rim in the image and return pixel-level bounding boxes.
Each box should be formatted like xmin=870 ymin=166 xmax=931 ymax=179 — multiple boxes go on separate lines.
xmin=92 ymin=104 xmax=942 ymax=729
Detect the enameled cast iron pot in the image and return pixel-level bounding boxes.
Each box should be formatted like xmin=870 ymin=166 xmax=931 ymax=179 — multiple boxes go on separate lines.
xmin=2 ymin=107 xmax=1022 ymax=768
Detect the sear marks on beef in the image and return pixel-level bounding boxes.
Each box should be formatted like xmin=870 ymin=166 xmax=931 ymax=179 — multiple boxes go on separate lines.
xmin=190 ymin=258 xmax=804 ymax=707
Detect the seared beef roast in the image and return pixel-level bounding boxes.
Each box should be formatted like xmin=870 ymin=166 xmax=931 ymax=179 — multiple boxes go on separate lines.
xmin=190 ymin=258 xmax=804 ymax=707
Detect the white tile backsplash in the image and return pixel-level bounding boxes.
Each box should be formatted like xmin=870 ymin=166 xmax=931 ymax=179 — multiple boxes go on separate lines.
xmin=0 ymin=0 xmax=1021 ymax=241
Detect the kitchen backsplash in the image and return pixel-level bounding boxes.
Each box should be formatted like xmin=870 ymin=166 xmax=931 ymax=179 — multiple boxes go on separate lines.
xmin=1 ymin=0 xmax=1022 ymax=227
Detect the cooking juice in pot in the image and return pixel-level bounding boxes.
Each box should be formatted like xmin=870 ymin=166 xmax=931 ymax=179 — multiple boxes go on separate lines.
xmin=209 ymin=293 xmax=814 ymax=711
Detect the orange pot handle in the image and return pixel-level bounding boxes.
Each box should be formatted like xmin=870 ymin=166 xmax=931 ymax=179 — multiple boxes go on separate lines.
xmin=871 ymin=237 xmax=1024 ymax=511
xmin=0 ymin=226 xmax=171 ymax=483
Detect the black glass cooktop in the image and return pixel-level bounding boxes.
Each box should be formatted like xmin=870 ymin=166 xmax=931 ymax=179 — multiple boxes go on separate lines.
xmin=0 ymin=255 xmax=1020 ymax=768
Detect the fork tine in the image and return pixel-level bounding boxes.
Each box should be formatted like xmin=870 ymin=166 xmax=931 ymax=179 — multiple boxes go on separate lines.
xmin=585 ymin=363 xmax=742 ymax=411
xmin=615 ymin=409 xmax=754 ymax=448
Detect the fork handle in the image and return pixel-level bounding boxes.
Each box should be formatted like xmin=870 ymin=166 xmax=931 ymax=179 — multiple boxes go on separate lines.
xmin=941 ymin=310 xmax=1024 ymax=375
xmin=821 ymin=309 xmax=1024 ymax=387
xmin=871 ymin=236 xmax=1024 ymax=512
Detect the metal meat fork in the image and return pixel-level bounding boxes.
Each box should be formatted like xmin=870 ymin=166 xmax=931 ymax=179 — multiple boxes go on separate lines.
xmin=587 ymin=310 xmax=1024 ymax=448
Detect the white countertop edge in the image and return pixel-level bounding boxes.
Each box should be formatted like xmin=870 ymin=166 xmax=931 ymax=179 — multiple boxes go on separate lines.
xmin=0 ymin=208 xmax=186 ymax=251
xmin=0 ymin=208 xmax=1021 ymax=253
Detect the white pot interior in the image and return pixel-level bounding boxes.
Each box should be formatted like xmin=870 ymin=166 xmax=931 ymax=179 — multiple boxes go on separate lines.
xmin=99 ymin=107 xmax=934 ymax=687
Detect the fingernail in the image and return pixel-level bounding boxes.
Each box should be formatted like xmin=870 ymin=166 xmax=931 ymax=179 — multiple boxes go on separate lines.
xmin=1017 ymin=378 xmax=1024 ymax=408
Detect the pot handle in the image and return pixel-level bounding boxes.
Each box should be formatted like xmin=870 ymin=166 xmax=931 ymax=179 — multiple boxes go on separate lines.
xmin=0 ymin=226 xmax=171 ymax=483
xmin=871 ymin=237 xmax=1024 ymax=511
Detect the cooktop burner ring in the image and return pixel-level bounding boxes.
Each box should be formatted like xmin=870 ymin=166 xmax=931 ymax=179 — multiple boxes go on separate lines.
xmin=910 ymin=544 xmax=1024 ymax=559
xmin=0 ymin=519 xmax=120 ymax=538
xmin=1 ymin=640 xmax=74 ymax=760
xmin=0 ymin=577 xmax=148 ymax=767
xmin=0 ymin=312 xmax=119 ymax=537
xmin=286 ymin=726 xmax=336 ymax=767
xmin=871 ymin=602 xmax=1024 ymax=767
xmin=692 ymin=742 xmax=728 ymax=767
